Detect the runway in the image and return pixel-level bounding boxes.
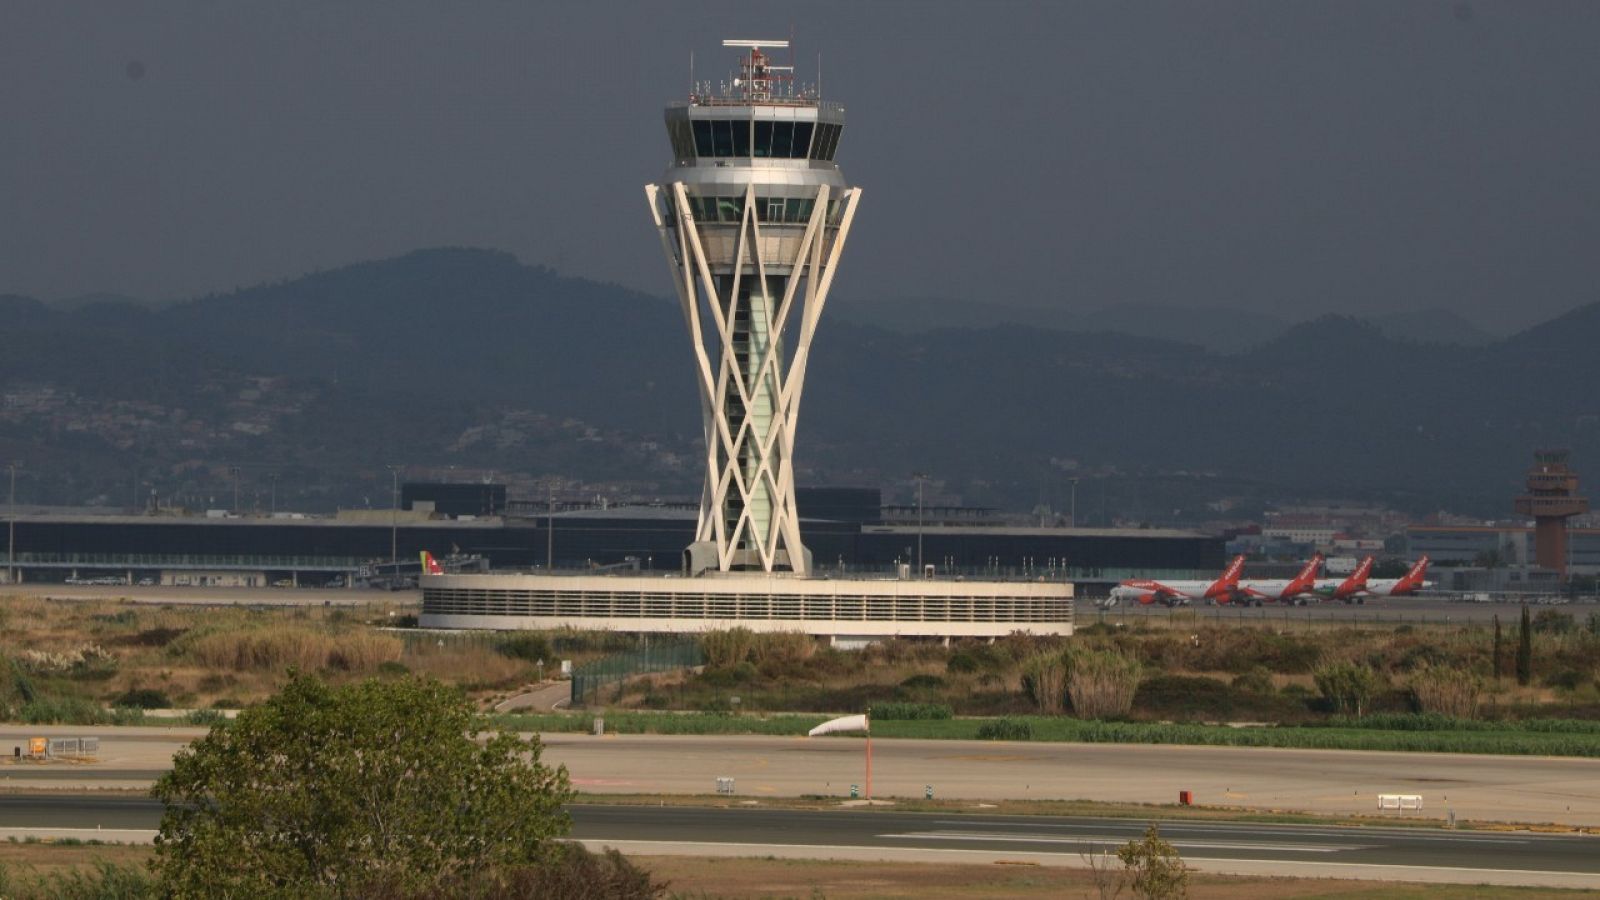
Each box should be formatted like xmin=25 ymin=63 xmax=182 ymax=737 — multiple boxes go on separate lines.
xmin=5 ymin=729 xmax=1599 ymax=827
xmin=0 ymin=796 xmax=1595 ymax=888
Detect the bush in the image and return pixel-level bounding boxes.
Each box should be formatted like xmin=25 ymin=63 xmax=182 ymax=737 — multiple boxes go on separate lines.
xmin=750 ymin=631 xmax=814 ymax=672
xmin=1117 ymin=824 xmax=1189 ymax=900
xmin=1544 ymin=668 xmax=1590 ymax=691
xmin=1533 ymin=610 xmax=1576 ymax=635
xmin=975 ymin=718 xmax=1033 ymax=741
xmin=1230 ymin=667 xmax=1274 ymax=695
xmin=871 ymin=702 xmax=952 ymax=720
xmin=899 ymin=673 xmax=945 ymax=690
xmin=1064 ymin=646 xmax=1141 ymax=720
xmin=1020 ymin=651 xmax=1066 ymax=713
xmin=364 ymin=844 xmax=664 ymax=899
xmin=1409 ymin=666 xmax=1483 ymax=719
xmin=1134 ymin=675 xmax=1241 ymax=721
xmin=1314 ymin=661 xmax=1380 ymax=717
xmin=377 ymin=660 xmax=411 ymax=677
xmin=113 ymin=687 xmax=172 ymax=709
xmin=946 ymin=652 xmax=980 ymax=674
xmin=700 ymin=628 xmax=756 ymax=669
xmin=495 ymin=633 xmax=553 ymax=664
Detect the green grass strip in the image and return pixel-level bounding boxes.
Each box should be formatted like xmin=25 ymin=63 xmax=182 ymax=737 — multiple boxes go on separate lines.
xmin=493 ymin=711 xmax=1600 ymax=757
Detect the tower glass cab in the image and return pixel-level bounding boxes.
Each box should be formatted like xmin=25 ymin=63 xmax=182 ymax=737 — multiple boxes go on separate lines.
xmin=646 ymin=40 xmax=861 ymax=576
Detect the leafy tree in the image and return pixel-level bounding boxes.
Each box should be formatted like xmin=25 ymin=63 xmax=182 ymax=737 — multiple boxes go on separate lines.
xmin=152 ymin=672 xmax=574 ymax=898
xmin=1517 ymin=604 xmax=1533 ymax=686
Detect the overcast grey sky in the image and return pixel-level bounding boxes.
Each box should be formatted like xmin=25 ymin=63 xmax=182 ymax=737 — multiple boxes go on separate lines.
xmin=3 ymin=2 xmax=1598 ymax=332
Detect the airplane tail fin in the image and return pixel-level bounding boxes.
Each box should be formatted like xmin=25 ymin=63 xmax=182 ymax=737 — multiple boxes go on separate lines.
xmin=1400 ymin=555 xmax=1429 ymax=589
xmin=1291 ymin=553 xmax=1323 ymax=590
xmin=1351 ymin=555 xmax=1374 ymax=586
xmin=1220 ymin=554 xmax=1246 ymax=586
xmin=421 ymin=550 xmax=443 ymax=575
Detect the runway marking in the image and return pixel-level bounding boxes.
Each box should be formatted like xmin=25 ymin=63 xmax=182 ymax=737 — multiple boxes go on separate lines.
xmin=581 ymin=839 xmax=1600 ymax=880
xmin=878 ymin=832 xmax=1355 ymax=853
xmin=925 ymin=819 xmax=1537 ymax=844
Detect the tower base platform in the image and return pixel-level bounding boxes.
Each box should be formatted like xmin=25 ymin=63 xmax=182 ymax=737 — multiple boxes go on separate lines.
xmin=419 ymin=572 xmax=1072 ymax=639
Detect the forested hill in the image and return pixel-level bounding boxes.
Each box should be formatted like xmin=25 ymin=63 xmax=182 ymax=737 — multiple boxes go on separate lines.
xmin=1 ymin=248 xmax=1595 ymax=517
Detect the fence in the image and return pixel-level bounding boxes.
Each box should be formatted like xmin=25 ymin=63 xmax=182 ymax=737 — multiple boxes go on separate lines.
xmin=570 ymin=637 xmax=704 ymax=708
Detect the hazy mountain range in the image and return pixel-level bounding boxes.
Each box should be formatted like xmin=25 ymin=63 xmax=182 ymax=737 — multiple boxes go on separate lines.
xmin=833 ymin=299 xmax=1497 ymax=352
xmin=2 ymin=248 xmax=1594 ymax=519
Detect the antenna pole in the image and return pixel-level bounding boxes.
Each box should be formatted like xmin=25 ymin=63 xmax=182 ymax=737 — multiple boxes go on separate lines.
xmin=689 ymin=50 xmax=694 ymax=99
xmin=817 ymin=50 xmax=822 ymax=99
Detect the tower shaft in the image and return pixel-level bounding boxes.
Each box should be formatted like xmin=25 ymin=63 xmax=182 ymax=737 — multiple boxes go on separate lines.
xmin=646 ymin=40 xmax=859 ymax=576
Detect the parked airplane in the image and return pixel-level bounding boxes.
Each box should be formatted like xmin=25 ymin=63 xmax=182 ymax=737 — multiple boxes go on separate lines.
xmin=1107 ymin=555 xmax=1247 ymax=607
xmin=1310 ymin=555 xmax=1375 ymax=603
xmin=1238 ymin=553 xmax=1323 ymax=606
xmin=1361 ymin=555 xmax=1432 ymax=598
xmin=420 ymin=550 xmax=444 ymax=575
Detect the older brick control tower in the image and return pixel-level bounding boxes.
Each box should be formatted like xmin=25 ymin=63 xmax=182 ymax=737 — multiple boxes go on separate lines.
xmin=1514 ymin=449 xmax=1589 ymax=579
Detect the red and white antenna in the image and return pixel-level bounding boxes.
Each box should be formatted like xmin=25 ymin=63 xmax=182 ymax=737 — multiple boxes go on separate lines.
xmin=723 ymin=39 xmax=793 ymax=100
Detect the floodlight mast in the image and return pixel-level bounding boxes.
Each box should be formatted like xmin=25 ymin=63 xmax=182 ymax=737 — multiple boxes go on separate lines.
xmin=646 ymin=40 xmax=861 ymax=577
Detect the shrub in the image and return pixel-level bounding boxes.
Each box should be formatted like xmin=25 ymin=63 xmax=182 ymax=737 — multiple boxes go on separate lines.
xmin=1020 ymin=651 xmax=1067 ymax=714
xmin=700 ymin=628 xmax=756 ymax=669
xmin=1117 ymin=824 xmax=1189 ymax=900
xmin=1135 ymin=675 xmax=1242 ymax=721
xmin=946 ymin=652 xmax=980 ymax=674
xmin=1409 ymin=666 xmax=1483 ymax=719
xmin=1314 ymin=661 xmax=1380 ymax=717
xmin=899 ymin=673 xmax=945 ymax=690
xmin=378 ymin=660 xmax=411 ymax=677
xmin=871 ymin=702 xmax=952 ymax=720
xmin=394 ymin=845 xmax=667 ymax=899
xmin=113 ymin=687 xmax=171 ymax=709
xmin=1544 ymin=668 xmax=1590 ymax=691
xmin=496 ymin=633 xmax=553 ymax=663
xmin=1064 ymin=646 xmax=1141 ymax=720
xmin=1533 ymin=610 xmax=1575 ymax=635
xmin=975 ymin=718 xmax=1033 ymax=741
xmin=186 ymin=627 xmax=402 ymax=673
xmin=1230 ymin=667 xmax=1274 ymax=695
xmin=750 ymin=631 xmax=814 ymax=672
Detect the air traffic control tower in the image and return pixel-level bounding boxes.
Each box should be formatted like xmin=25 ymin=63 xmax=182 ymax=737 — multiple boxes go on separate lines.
xmin=419 ymin=41 xmax=1071 ymax=640
xmin=646 ymin=40 xmax=860 ymax=577
xmin=1515 ymin=449 xmax=1589 ymax=579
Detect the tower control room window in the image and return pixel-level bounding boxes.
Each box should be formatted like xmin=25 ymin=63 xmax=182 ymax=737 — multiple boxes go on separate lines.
xmin=712 ymin=120 xmax=735 ymax=157
xmin=692 ymin=120 xmax=714 ymax=157
xmin=770 ymin=122 xmax=794 ymax=159
xmin=753 ymin=121 xmax=774 ymax=157
xmin=790 ymin=122 xmax=815 ymax=158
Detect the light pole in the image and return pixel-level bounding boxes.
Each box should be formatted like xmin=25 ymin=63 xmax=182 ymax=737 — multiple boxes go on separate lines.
xmin=912 ymin=472 xmax=928 ymax=575
xmin=229 ymin=466 xmax=241 ymax=515
xmin=546 ymin=483 xmax=555 ymax=570
xmin=1070 ymin=477 xmax=1079 ymax=528
xmin=387 ymin=465 xmax=400 ymax=577
xmin=7 ymin=462 xmax=17 ymax=586
xmin=269 ymin=473 xmax=278 ymax=517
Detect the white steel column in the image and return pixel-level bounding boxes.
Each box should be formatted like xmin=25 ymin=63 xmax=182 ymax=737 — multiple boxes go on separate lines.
xmin=646 ymin=182 xmax=861 ymax=574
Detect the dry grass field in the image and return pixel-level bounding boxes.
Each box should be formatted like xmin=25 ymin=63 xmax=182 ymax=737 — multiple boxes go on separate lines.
xmin=0 ymin=844 xmax=1593 ymax=899
xmin=0 ymin=594 xmax=621 ymax=718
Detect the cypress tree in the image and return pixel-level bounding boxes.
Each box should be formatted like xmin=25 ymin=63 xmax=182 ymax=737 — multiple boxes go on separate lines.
xmin=1492 ymin=614 xmax=1504 ymax=682
xmin=1516 ymin=604 xmax=1533 ymax=687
